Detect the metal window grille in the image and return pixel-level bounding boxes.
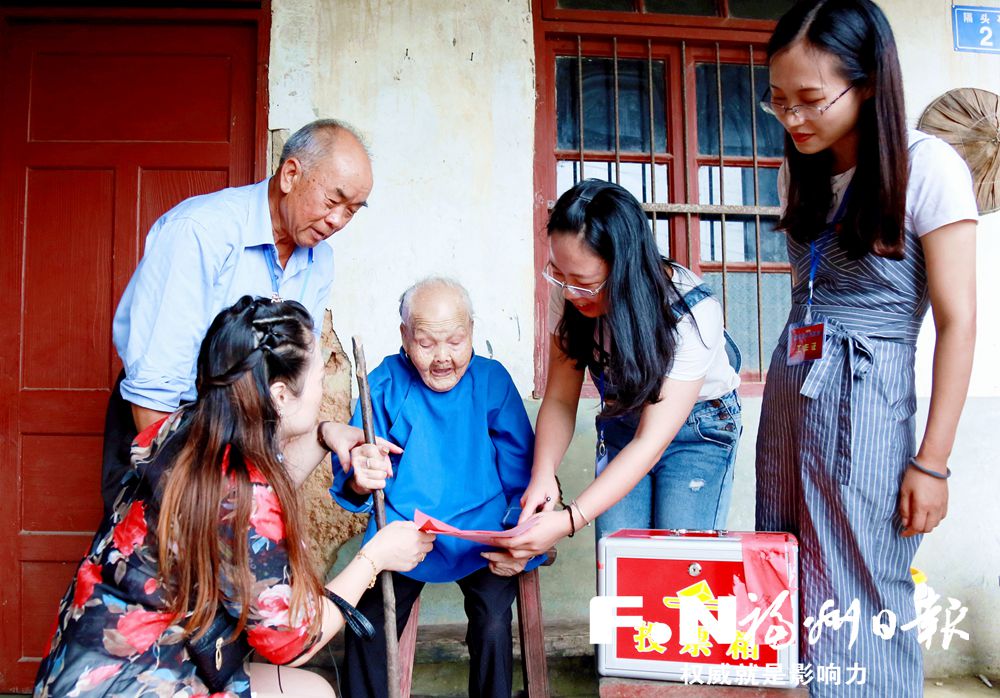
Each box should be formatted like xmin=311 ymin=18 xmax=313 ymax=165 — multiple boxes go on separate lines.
xmin=553 ymin=36 xmax=789 ymax=381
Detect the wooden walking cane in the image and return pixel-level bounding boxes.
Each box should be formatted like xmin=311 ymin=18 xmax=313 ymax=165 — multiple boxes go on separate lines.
xmin=352 ymin=336 xmax=402 ymax=698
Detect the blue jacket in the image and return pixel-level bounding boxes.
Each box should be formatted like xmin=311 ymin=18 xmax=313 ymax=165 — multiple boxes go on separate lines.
xmin=331 ymin=350 xmax=543 ymax=583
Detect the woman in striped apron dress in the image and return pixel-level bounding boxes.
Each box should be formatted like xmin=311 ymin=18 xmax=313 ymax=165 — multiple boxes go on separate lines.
xmin=756 ymin=2 xmax=978 ymax=696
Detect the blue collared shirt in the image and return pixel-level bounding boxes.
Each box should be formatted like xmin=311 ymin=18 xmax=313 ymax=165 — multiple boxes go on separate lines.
xmin=113 ymin=179 xmax=334 ymax=412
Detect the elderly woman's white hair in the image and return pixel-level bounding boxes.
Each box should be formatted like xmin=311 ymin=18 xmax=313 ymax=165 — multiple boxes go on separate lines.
xmin=398 ymin=277 xmax=474 ymax=328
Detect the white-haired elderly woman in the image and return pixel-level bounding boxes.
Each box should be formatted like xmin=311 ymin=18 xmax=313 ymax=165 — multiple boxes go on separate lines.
xmin=331 ymin=277 xmax=543 ymax=698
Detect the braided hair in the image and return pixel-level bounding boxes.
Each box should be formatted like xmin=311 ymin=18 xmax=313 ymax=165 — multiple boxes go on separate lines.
xmin=158 ymin=296 xmax=323 ymax=641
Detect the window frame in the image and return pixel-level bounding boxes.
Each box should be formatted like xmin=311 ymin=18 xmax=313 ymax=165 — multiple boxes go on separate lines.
xmin=531 ymin=0 xmax=784 ymax=397
xmin=540 ymin=0 xmax=784 ymax=30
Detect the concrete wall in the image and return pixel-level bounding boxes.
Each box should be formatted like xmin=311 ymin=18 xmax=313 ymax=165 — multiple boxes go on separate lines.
xmin=884 ymin=1 xmax=1000 ymax=397
xmin=270 ymin=0 xmax=538 ymax=391
xmin=272 ymin=0 xmax=999 ymax=677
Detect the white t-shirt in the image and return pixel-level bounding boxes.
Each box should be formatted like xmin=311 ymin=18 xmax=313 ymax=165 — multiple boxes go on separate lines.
xmin=778 ymin=129 xmax=979 ymax=232
xmin=547 ymin=264 xmax=741 ymax=401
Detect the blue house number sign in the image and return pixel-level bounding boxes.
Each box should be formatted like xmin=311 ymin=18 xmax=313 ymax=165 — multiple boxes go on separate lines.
xmin=953 ymin=5 xmax=1000 ymax=54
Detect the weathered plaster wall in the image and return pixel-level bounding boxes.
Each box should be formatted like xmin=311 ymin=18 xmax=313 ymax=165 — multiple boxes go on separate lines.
xmin=270 ymin=0 xmax=538 ymax=392
xmin=882 ymin=0 xmax=1000 ymax=398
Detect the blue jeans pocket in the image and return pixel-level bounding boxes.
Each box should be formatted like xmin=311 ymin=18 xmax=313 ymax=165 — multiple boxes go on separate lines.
xmin=693 ymin=414 xmax=740 ymax=449
xmin=595 ymin=400 xmax=742 ymax=535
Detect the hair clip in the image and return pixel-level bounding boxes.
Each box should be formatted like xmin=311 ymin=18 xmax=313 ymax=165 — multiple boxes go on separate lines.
xmin=251 ymin=315 xmax=297 ymax=327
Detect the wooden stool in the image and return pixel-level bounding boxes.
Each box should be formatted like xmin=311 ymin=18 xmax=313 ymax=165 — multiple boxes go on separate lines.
xmin=398 ymin=554 xmax=555 ymax=698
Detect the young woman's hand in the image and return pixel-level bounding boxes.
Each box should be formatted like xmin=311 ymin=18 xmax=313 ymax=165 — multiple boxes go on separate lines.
xmin=363 ymin=521 xmax=435 ymax=572
xmin=503 ymin=510 xmax=571 ymax=559
xmin=518 ymin=472 xmax=561 ymax=525
xmin=898 ymin=464 xmax=949 ymax=537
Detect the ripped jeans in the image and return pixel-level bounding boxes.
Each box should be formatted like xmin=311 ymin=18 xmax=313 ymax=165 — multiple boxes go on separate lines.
xmin=594 ymin=390 xmax=741 ymax=540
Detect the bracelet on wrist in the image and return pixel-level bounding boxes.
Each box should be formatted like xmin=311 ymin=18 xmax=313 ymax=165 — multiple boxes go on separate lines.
xmin=571 ymin=499 xmax=592 ymax=527
xmin=908 ymin=456 xmax=951 ymax=480
xmin=566 ymin=505 xmax=576 ymax=538
xmin=317 ymin=421 xmax=333 ymax=452
xmin=355 ymin=550 xmax=379 ymax=589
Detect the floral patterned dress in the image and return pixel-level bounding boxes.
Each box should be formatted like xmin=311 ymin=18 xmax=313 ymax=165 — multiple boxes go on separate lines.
xmin=33 ymin=413 xmax=320 ymax=697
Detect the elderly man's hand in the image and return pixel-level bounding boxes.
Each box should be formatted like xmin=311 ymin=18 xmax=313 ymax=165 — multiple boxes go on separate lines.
xmin=480 ymin=550 xmax=528 ymax=577
xmin=348 ymin=442 xmax=396 ymax=495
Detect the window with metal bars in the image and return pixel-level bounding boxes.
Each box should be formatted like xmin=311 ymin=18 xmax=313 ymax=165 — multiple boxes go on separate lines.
xmin=553 ymin=0 xmax=795 ymax=20
xmin=532 ymin=1 xmax=792 ymax=393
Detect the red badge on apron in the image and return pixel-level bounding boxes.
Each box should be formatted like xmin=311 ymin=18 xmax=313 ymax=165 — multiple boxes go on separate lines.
xmin=785 ymin=197 xmax=846 ymax=367
xmin=787 ymin=321 xmax=826 ymax=365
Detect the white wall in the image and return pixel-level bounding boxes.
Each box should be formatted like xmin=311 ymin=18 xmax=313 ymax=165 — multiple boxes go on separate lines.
xmin=882 ymin=1 xmax=1000 ymax=398
xmin=270 ymin=0 xmax=538 ymax=392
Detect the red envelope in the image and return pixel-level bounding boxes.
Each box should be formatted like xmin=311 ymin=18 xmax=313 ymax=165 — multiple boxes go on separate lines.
xmin=413 ymin=509 xmax=538 ymax=546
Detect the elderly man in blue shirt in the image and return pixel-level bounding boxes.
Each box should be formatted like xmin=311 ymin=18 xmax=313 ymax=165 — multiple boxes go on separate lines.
xmin=103 ymin=118 xmax=376 ymax=512
xmin=331 ymin=277 xmax=542 ymax=698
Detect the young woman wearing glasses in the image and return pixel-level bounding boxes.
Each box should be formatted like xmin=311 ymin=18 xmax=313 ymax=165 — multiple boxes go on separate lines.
xmin=502 ymin=178 xmax=742 ymax=558
xmin=756 ymin=2 xmax=977 ymax=696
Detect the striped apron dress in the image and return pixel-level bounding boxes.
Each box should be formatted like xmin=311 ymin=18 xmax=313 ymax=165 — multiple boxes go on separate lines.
xmin=756 ymin=193 xmax=928 ymax=697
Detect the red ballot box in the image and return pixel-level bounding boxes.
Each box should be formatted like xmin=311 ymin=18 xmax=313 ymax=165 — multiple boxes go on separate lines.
xmin=596 ymin=529 xmax=800 ymax=688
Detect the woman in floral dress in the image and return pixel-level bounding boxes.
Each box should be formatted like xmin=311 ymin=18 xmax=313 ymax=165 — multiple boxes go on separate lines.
xmin=34 ymin=296 xmax=435 ymax=697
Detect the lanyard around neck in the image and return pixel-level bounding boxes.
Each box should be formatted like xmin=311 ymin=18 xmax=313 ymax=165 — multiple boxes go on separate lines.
xmin=807 ymin=184 xmax=852 ymax=320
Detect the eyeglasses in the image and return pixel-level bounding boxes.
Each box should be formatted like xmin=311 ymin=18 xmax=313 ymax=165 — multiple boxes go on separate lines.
xmin=760 ymin=85 xmax=853 ymax=120
xmin=541 ymin=264 xmax=608 ymax=298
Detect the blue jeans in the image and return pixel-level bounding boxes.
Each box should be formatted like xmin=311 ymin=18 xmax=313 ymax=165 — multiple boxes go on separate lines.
xmin=594 ymin=389 xmax=742 ymax=541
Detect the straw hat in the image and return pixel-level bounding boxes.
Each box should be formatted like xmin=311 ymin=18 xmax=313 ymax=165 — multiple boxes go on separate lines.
xmin=918 ymin=87 xmax=1000 ymax=215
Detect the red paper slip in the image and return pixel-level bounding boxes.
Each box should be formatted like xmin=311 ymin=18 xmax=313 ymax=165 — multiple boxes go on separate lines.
xmin=413 ymin=509 xmax=538 ymax=546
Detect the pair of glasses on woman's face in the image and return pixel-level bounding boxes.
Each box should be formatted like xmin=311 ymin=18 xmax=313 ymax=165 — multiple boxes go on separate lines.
xmin=760 ymin=84 xmax=853 ymax=120
xmin=541 ymin=263 xmax=607 ymax=298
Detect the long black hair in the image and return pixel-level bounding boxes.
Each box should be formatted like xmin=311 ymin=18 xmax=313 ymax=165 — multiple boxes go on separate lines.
xmin=770 ymin=0 xmax=909 ymax=260
xmin=548 ymin=179 xmax=680 ymax=417
xmin=158 ymin=295 xmax=323 ymax=639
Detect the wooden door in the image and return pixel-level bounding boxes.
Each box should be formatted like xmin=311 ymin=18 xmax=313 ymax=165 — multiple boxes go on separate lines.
xmin=0 ymin=9 xmax=266 ymax=691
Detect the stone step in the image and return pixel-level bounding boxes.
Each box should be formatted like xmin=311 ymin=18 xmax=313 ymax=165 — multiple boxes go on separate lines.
xmin=305 ymin=653 xmax=599 ymax=697
xmin=306 ymin=619 xmax=592 ymax=668
xmin=305 ymin=620 xmax=812 ymax=696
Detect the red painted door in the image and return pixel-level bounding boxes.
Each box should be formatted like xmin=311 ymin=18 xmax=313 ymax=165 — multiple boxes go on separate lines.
xmin=0 ymin=11 xmax=264 ymax=691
